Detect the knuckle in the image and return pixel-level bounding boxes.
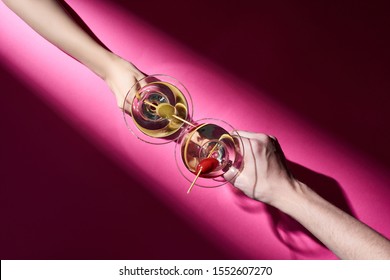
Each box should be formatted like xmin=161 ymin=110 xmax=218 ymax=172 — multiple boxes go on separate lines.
xmin=251 ymin=138 xmax=266 ymax=154
xmin=255 ymin=133 xmax=269 ymax=142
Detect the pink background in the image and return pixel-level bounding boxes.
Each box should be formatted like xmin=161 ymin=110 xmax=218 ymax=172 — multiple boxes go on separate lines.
xmin=1 ymin=0 xmax=389 ymax=259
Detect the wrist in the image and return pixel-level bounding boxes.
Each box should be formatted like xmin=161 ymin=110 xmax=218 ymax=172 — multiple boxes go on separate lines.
xmin=101 ymin=53 xmax=145 ymax=108
xmin=268 ymin=179 xmax=311 ymax=215
xmin=103 ymin=53 xmax=144 ymax=82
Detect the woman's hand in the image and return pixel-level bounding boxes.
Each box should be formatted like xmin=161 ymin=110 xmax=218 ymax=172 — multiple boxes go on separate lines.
xmin=2 ymin=0 xmax=146 ymax=109
xmin=103 ymin=54 xmax=146 ymax=109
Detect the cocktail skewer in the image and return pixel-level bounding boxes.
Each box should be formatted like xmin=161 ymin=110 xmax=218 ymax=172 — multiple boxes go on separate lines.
xmin=187 ymin=167 xmax=202 ymax=194
xmin=143 ymin=100 xmax=158 ymax=109
xmin=187 ymin=134 xmax=233 ymax=193
xmin=207 ymin=142 xmax=220 ymax=158
xmin=143 ymin=100 xmax=195 ymax=127
xmin=206 ymin=133 xmax=233 ymax=158
xmin=172 ymin=115 xmax=196 ymax=127
xmin=187 ymin=157 xmax=219 ymax=194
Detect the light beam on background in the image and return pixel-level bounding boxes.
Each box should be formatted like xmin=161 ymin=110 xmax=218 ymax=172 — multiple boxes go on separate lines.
xmin=1 ymin=0 xmax=389 ymax=259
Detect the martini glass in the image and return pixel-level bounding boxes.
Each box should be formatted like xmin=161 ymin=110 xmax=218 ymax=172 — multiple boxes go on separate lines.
xmin=174 ymin=118 xmax=244 ymax=192
xmin=122 ymin=74 xmax=193 ymax=144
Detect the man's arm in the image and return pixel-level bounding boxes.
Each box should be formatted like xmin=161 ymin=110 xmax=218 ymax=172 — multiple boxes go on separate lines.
xmin=231 ymin=131 xmax=390 ymax=259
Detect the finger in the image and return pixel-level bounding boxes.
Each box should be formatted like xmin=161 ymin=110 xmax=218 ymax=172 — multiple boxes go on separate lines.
xmin=234 ymin=130 xmax=268 ymax=139
xmin=268 ymin=135 xmax=277 ymax=140
xmin=235 ymin=130 xmax=278 ymax=144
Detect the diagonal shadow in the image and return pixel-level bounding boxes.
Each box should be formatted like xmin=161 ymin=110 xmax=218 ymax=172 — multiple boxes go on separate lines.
xmin=60 ymin=0 xmax=110 ymax=51
xmin=265 ymin=160 xmax=355 ymax=258
xmin=110 ymin=0 xmax=390 ymax=168
xmin=0 ymin=64 xmax=235 ymax=260
xmin=227 ymin=158 xmax=355 ymax=259
xmin=2 ymin=1 xmax=386 ymax=260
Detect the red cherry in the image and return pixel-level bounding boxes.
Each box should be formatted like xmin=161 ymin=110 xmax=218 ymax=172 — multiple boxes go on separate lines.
xmin=196 ymin=157 xmax=219 ymax=174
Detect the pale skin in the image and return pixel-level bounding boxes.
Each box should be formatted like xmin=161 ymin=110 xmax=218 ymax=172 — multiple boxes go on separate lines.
xmin=3 ymin=0 xmax=390 ymax=260
xmin=1 ymin=0 xmax=145 ymax=108
xmin=233 ymin=131 xmax=390 ymax=259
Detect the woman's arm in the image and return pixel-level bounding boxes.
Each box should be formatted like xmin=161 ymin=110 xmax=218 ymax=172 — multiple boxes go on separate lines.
xmin=231 ymin=131 xmax=390 ymax=259
xmin=2 ymin=0 xmax=145 ymax=107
